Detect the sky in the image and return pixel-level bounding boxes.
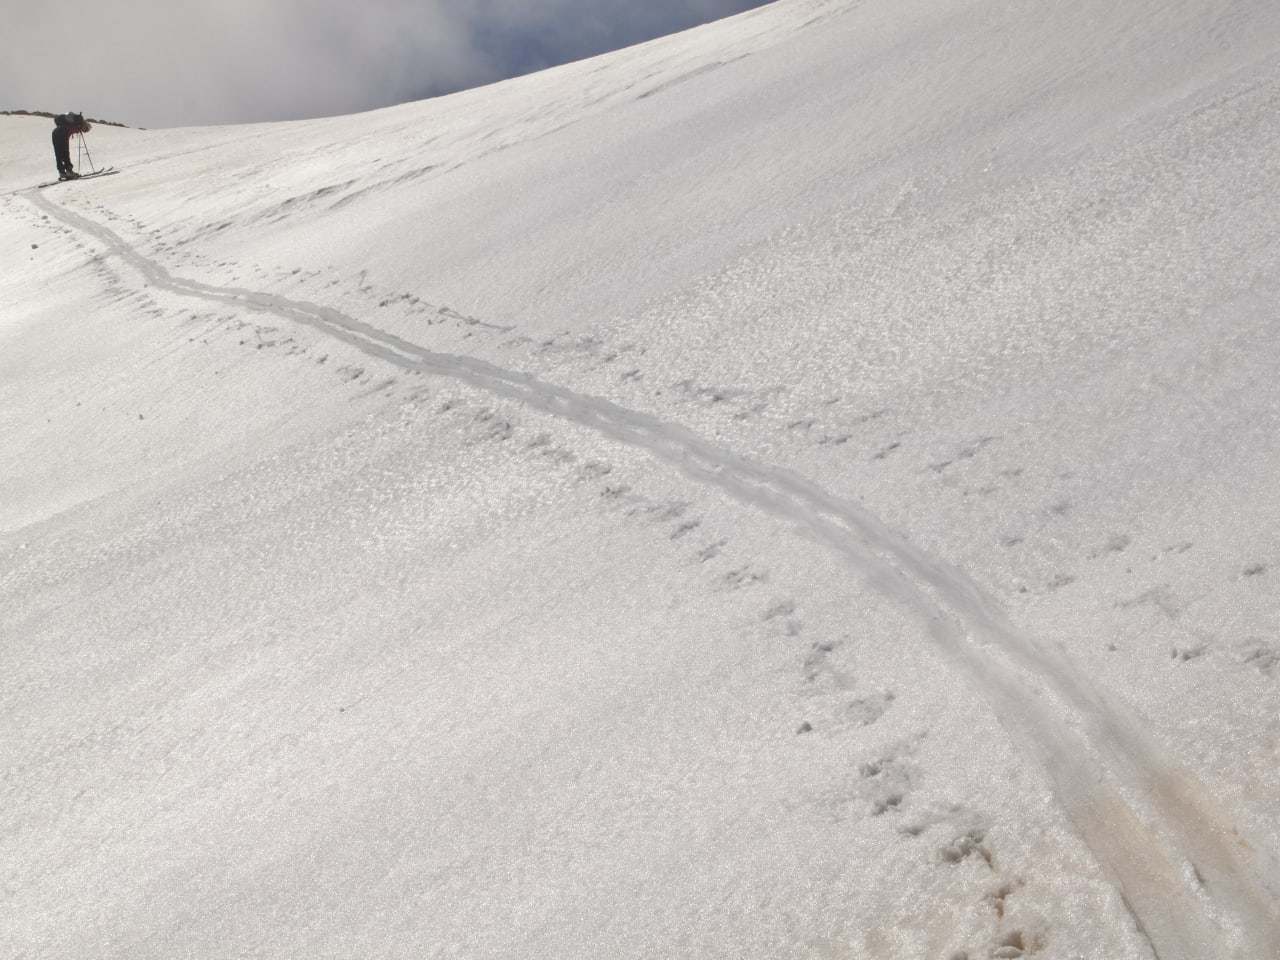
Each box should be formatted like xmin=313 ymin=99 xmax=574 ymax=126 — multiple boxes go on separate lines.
xmin=3 ymin=0 xmax=771 ymax=128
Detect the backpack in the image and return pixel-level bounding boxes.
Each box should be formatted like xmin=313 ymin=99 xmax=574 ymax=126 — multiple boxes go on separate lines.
xmin=55 ymin=112 xmax=88 ymax=131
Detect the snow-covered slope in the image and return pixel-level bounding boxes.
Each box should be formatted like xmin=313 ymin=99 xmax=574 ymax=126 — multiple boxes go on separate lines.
xmin=4 ymin=1 xmax=1280 ymax=957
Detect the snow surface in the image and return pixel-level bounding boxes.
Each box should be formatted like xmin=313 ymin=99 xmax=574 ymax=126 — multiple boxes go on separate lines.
xmin=4 ymin=1 xmax=1280 ymax=957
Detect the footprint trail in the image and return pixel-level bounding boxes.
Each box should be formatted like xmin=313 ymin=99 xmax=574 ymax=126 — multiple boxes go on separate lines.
xmin=27 ymin=189 xmax=1280 ymax=960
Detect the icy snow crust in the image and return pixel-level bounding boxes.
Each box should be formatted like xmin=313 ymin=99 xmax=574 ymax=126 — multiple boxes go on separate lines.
xmin=4 ymin=0 xmax=1280 ymax=957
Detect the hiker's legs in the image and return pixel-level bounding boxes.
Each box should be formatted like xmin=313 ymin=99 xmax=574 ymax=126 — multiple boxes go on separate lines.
xmin=52 ymin=129 xmax=73 ymax=175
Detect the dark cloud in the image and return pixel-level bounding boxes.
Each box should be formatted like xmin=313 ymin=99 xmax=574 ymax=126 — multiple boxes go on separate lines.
xmin=2 ymin=0 xmax=770 ymax=127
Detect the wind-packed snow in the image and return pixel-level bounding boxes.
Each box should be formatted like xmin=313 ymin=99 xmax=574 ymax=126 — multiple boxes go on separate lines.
xmin=4 ymin=0 xmax=1280 ymax=957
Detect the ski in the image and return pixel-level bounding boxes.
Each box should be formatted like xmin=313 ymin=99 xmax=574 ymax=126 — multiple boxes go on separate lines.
xmin=37 ymin=167 xmax=117 ymax=189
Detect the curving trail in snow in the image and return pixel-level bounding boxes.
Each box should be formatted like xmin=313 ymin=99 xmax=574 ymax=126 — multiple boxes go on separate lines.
xmin=27 ymin=189 xmax=1280 ymax=960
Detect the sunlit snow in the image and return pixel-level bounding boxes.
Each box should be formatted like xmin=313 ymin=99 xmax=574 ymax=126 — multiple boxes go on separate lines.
xmin=4 ymin=1 xmax=1280 ymax=958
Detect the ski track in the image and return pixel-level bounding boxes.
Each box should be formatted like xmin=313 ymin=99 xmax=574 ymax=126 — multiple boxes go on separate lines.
xmin=26 ymin=190 xmax=1280 ymax=960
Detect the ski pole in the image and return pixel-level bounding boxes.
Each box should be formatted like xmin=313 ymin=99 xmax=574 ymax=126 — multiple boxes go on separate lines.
xmin=77 ymin=129 xmax=99 ymax=174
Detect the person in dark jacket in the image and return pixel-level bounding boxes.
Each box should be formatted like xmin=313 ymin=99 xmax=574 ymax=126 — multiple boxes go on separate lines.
xmin=52 ymin=112 xmax=91 ymax=180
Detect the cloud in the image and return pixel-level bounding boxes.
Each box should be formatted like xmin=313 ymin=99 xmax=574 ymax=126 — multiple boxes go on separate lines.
xmin=2 ymin=0 xmax=769 ymax=127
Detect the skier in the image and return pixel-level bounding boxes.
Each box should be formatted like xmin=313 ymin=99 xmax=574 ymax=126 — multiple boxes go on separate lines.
xmin=51 ymin=112 xmax=91 ymax=180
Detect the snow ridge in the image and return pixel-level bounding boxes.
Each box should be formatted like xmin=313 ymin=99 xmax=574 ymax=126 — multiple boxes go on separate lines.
xmin=27 ymin=189 xmax=1280 ymax=960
